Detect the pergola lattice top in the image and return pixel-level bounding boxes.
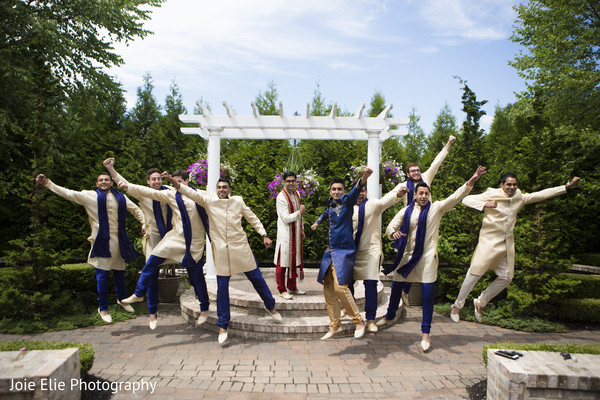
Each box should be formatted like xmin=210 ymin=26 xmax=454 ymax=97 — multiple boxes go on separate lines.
xmin=180 ymin=101 xmax=409 ymax=140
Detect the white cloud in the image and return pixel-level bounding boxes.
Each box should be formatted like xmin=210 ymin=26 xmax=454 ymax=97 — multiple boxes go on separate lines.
xmin=418 ymin=0 xmax=516 ymax=40
xmin=480 ymin=114 xmax=494 ymax=132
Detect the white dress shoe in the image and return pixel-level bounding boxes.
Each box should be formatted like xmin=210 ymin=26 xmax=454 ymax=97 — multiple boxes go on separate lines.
xmin=473 ymin=298 xmax=482 ymax=322
xmin=320 ymin=327 xmax=342 ymax=340
xmin=98 ymin=309 xmax=112 ymax=324
xmin=450 ymin=307 xmax=460 ymax=323
xmin=367 ymin=322 xmax=378 ymax=333
xmin=279 ymin=292 xmax=294 ymax=300
xmin=218 ymin=330 xmax=228 ymax=344
xmin=375 ymin=313 xmax=399 ymax=327
xmin=421 ymin=340 xmax=431 ymax=352
xmin=197 ymin=314 xmax=208 ymax=325
xmin=117 ymin=300 xmax=134 ymax=313
xmin=267 ymin=308 xmax=283 ymax=324
xmin=354 ymin=324 xmax=365 ymax=339
xmin=288 ymin=289 xmax=306 ymax=295
xmin=149 ymin=318 xmax=157 ymax=330
xmin=121 ymin=294 xmax=144 ymax=304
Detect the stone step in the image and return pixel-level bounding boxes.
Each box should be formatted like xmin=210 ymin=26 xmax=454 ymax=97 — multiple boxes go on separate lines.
xmin=179 ymin=269 xmax=405 ymax=340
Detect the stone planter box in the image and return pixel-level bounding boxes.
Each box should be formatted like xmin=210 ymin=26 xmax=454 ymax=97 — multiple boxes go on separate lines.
xmin=486 ymin=349 xmax=600 ymax=400
xmin=0 ymin=348 xmax=80 ymax=400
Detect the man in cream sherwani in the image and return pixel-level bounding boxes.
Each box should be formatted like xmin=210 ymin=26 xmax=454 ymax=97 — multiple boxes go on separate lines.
xmin=451 ymin=173 xmax=581 ymax=323
xmin=104 ymin=159 xmax=210 ymax=330
xmin=166 ymin=175 xmax=282 ymax=345
xmin=350 ymin=182 xmax=407 ymax=333
xmin=274 ymin=171 xmax=306 ymax=300
xmin=383 ymin=166 xmax=486 ymax=351
xmin=35 ymin=172 xmax=145 ymax=324
xmin=376 ymin=136 xmax=457 ymax=327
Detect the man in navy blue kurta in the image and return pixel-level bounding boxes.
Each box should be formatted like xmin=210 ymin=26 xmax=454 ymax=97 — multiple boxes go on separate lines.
xmin=313 ymin=167 xmax=372 ymax=340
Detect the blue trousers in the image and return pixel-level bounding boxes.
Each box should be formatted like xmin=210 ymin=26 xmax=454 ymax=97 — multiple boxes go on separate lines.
xmin=349 ymin=280 xmax=378 ymax=321
xmin=135 ymin=255 xmax=209 ymax=315
xmin=95 ymin=268 xmax=126 ymax=311
xmin=216 ymin=267 xmax=276 ymax=330
xmin=385 ymin=281 xmax=434 ymax=333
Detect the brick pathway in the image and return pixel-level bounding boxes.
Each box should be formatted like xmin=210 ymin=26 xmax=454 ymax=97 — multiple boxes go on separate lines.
xmin=2 ymin=296 xmax=599 ymax=400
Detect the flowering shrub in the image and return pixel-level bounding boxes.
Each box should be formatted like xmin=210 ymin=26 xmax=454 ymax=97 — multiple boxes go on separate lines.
xmin=188 ymin=159 xmax=237 ymax=187
xmin=268 ymin=169 xmax=320 ymax=198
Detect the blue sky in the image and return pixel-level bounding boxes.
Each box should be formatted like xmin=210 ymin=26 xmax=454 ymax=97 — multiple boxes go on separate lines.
xmin=109 ymin=0 xmax=526 ymax=134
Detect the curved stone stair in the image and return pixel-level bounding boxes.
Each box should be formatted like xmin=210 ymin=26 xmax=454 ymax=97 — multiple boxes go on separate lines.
xmin=180 ymin=269 xmax=403 ymax=340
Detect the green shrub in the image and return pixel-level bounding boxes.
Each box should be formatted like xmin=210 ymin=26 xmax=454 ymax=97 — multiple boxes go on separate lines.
xmin=560 ymin=273 xmax=600 ymax=299
xmin=0 ymin=340 xmax=95 ymax=375
xmin=0 ymin=264 xmax=142 ymax=321
xmin=482 ymin=341 xmax=600 ymax=367
xmin=557 ymin=298 xmax=600 ymax=322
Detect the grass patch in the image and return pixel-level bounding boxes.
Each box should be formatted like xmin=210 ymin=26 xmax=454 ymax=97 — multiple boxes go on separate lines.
xmin=482 ymin=341 xmax=600 ymax=367
xmin=434 ymin=303 xmax=569 ymax=333
xmin=0 ymin=303 xmax=146 ymax=334
xmin=0 ymin=339 xmax=95 ymax=375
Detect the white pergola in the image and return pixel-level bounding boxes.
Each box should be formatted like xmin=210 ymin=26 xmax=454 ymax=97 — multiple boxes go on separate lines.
xmin=180 ymin=100 xmax=409 ymax=276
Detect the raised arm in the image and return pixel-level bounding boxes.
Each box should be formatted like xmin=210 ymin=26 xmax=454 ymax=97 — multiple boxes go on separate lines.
xmin=348 ymin=167 xmax=373 ymax=206
xmin=375 ymin=184 xmax=409 ymax=213
xmin=438 ymin=166 xmax=486 ymax=214
xmin=36 ymin=174 xmax=88 ymax=205
xmin=421 ymin=136 xmax=455 ymax=184
xmin=173 ymin=178 xmax=210 ymax=208
xmin=521 ymin=177 xmax=579 ymax=205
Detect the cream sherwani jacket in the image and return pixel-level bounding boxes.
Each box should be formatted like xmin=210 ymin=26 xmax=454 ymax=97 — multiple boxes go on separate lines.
xmin=178 ymin=185 xmax=267 ymax=276
xmin=400 ymin=147 xmax=449 ymax=206
xmin=45 ymin=180 xmax=145 ymax=271
xmin=462 ymin=185 xmax=567 ymax=279
xmin=386 ymin=184 xmax=472 ymax=283
xmin=112 ymin=173 xmax=172 ymax=258
xmin=273 ymin=190 xmax=303 ymax=268
xmin=351 ymin=183 xmax=403 ymax=281
xmin=121 ymin=178 xmax=206 ymax=266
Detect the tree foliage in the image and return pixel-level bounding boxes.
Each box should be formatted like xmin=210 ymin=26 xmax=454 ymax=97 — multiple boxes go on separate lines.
xmin=509 ymin=0 xmax=600 ymax=129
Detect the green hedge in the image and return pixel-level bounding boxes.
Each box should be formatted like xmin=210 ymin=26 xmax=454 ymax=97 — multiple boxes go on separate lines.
xmin=482 ymin=342 xmax=600 ymax=367
xmin=0 ymin=340 xmax=94 ymax=375
xmin=0 ymin=264 xmax=141 ymax=321
xmin=560 ymin=273 xmax=600 ymax=299
xmin=557 ymin=298 xmax=600 ymax=323
xmin=576 ymin=253 xmax=600 ymax=267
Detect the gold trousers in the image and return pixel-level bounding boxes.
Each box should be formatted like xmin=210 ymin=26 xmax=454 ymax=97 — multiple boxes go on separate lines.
xmin=323 ymin=264 xmax=363 ymax=329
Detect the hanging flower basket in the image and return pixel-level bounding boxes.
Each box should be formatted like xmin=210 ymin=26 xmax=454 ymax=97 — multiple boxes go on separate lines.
xmin=187 ymin=158 xmax=237 ymax=188
xmin=347 ymin=160 xmax=405 ymax=192
xmin=268 ymin=169 xmax=320 ymax=199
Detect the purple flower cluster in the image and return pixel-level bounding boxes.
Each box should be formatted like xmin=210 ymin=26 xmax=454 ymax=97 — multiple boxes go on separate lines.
xmin=267 ymin=174 xmax=283 ymax=198
xmin=188 ymin=159 xmax=208 ymax=186
xmin=382 ymin=160 xmax=402 ymax=184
